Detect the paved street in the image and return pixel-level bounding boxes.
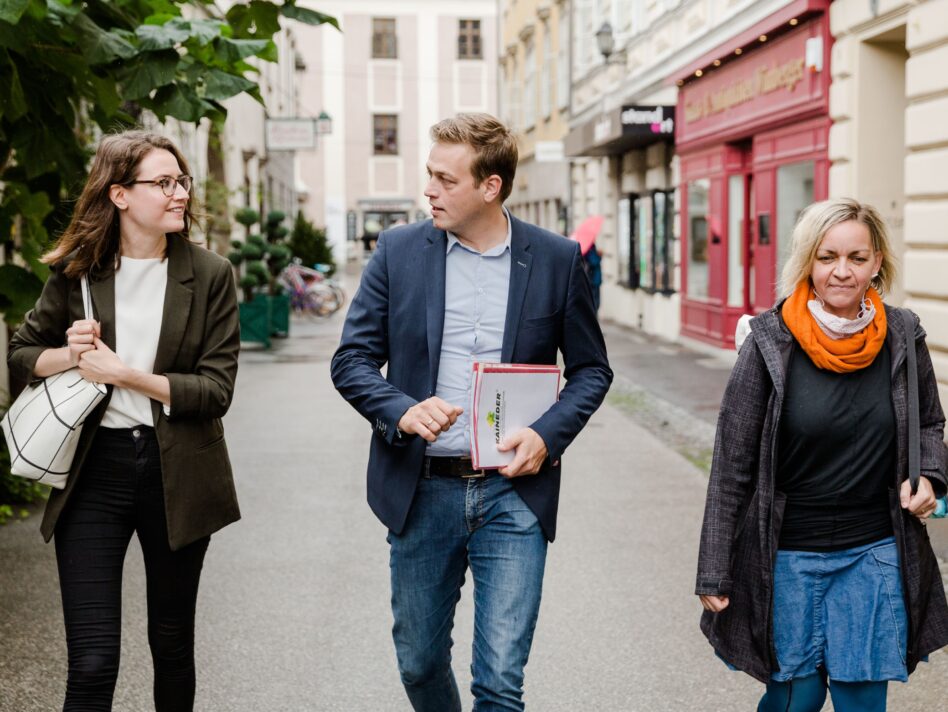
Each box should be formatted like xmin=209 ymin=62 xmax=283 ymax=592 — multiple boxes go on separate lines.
xmin=3 ymin=272 xmax=948 ymax=710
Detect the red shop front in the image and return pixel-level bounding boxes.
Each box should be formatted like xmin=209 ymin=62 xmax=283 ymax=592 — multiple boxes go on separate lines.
xmin=675 ymin=0 xmax=831 ymax=348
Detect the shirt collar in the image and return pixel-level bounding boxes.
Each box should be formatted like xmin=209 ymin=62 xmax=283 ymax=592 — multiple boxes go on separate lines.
xmin=446 ymin=207 xmax=512 ymax=256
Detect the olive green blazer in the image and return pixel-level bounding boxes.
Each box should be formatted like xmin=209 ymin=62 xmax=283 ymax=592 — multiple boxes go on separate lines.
xmin=7 ymin=235 xmax=241 ymax=550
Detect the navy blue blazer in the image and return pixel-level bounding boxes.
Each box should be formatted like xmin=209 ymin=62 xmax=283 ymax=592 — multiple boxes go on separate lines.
xmin=330 ymin=215 xmax=613 ymax=541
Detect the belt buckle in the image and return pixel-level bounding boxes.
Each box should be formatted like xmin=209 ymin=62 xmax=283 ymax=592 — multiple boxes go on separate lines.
xmin=461 ymin=468 xmax=486 ymax=479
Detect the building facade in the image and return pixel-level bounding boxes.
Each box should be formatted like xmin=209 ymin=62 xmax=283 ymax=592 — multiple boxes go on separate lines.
xmin=566 ymin=0 xmax=831 ymax=344
xmin=673 ymin=0 xmax=832 ymax=348
xmin=294 ymin=0 xmax=498 ymax=266
xmin=500 ymin=0 xmax=571 ymax=234
xmin=828 ymin=0 xmax=948 ymax=405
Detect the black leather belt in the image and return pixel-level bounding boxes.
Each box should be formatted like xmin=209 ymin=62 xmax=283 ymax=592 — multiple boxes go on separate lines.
xmin=425 ymin=456 xmax=487 ymax=479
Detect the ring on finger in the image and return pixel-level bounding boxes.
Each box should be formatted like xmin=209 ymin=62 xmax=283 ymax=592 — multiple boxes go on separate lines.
xmin=426 ymin=418 xmax=435 ymax=428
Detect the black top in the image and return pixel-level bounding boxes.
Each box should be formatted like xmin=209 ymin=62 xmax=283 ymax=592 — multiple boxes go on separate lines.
xmin=776 ymin=342 xmax=895 ymax=551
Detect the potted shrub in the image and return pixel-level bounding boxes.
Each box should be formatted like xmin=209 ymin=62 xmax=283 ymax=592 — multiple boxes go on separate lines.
xmin=227 ymin=211 xmax=272 ymax=348
xmin=263 ymin=211 xmax=292 ymax=337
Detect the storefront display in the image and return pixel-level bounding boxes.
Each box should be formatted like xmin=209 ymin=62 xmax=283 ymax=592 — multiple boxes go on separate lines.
xmin=674 ymin=0 xmax=831 ymax=348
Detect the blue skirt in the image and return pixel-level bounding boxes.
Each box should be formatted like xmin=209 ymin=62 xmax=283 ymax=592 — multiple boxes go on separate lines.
xmin=771 ymin=536 xmax=908 ymax=682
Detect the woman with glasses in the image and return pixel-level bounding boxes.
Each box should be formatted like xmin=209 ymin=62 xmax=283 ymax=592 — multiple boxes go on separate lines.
xmin=7 ymin=131 xmax=241 ymax=711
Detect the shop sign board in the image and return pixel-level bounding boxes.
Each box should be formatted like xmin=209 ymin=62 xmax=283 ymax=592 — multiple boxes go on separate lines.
xmin=265 ymin=119 xmax=316 ymax=151
xmin=676 ymin=20 xmax=827 ymax=149
xmin=620 ymin=106 xmax=675 ymax=138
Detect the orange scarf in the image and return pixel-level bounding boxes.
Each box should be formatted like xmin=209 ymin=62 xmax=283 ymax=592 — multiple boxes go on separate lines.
xmin=781 ymin=282 xmax=887 ymax=373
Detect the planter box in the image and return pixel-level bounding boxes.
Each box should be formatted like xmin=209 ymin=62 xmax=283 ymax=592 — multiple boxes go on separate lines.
xmin=268 ymin=292 xmax=290 ymax=338
xmin=239 ymin=293 xmax=271 ymax=348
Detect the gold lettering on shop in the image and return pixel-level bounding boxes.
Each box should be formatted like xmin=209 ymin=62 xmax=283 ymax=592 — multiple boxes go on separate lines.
xmin=684 ymin=58 xmax=806 ymax=124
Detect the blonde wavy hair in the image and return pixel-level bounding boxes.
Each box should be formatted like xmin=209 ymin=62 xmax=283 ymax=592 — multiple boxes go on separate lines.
xmin=778 ymin=197 xmax=898 ymax=298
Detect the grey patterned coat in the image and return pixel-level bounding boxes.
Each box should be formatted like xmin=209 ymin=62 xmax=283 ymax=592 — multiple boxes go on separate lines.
xmin=696 ymin=303 xmax=948 ymax=683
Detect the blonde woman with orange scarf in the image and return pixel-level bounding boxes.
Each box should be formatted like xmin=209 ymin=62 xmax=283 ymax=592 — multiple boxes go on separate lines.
xmin=695 ymin=198 xmax=948 ymax=711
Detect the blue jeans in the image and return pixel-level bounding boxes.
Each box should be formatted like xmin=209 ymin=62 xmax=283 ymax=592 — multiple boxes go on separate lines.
xmin=387 ymin=472 xmax=548 ymax=712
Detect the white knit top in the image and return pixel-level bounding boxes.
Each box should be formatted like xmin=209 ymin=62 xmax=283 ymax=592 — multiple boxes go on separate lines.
xmin=100 ymin=256 xmax=168 ymax=428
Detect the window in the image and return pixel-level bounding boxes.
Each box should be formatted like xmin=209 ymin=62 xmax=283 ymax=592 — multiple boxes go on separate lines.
xmin=507 ymin=56 xmax=520 ymax=131
xmin=652 ymin=190 xmax=673 ymax=292
xmin=636 ymin=195 xmax=654 ymax=289
xmin=617 ymin=197 xmax=632 ymax=285
xmin=620 ymin=191 xmax=675 ymax=291
xmin=687 ymin=179 xmax=711 ymax=298
xmin=523 ymin=40 xmax=536 ymax=128
xmin=540 ymin=26 xmax=552 ymax=119
xmin=458 ymin=19 xmax=482 ymax=59
xmin=373 ymin=115 xmax=398 ymax=155
xmin=372 ymin=18 xmax=397 ymax=59
xmin=557 ymin=10 xmax=569 ymax=109
xmin=776 ymin=161 xmax=814 ymax=293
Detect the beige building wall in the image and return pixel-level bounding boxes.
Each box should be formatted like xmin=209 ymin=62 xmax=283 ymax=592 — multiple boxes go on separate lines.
xmin=500 ymin=0 xmax=572 ymax=233
xmin=295 ymin=1 xmax=497 ymax=265
xmin=829 ymin=0 xmax=948 ymax=404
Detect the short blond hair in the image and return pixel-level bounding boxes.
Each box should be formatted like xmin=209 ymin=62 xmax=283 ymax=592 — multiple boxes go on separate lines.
xmin=778 ymin=197 xmax=898 ymax=297
xmin=429 ymin=113 xmax=518 ymax=202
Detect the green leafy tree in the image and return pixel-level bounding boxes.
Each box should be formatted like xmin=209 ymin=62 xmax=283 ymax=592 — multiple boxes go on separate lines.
xmin=0 ymin=0 xmax=338 ymax=518
xmin=0 ymin=0 xmax=338 ymax=327
xmin=288 ymin=210 xmax=335 ymax=275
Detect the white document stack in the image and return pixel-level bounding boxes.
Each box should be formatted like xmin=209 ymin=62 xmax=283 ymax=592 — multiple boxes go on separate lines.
xmin=469 ymin=362 xmax=561 ymax=469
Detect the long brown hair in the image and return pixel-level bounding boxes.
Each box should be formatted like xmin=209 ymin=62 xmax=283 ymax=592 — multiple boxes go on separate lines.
xmin=43 ymin=130 xmax=196 ymax=278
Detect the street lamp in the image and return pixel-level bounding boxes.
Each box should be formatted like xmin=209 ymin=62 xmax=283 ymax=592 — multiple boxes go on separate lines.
xmin=596 ymin=22 xmax=615 ymax=63
xmin=316 ymin=110 xmax=333 ymax=136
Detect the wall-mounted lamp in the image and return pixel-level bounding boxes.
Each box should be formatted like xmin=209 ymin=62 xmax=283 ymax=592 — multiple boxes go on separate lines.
xmin=316 ymin=110 xmax=333 ymax=136
xmin=596 ymin=22 xmax=615 ymax=62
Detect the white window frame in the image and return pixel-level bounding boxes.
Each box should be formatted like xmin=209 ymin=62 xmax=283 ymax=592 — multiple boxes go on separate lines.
xmin=523 ymin=40 xmax=536 ymax=129
xmin=540 ymin=26 xmax=552 ymax=120
xmin=557 ymin=9 xmax=569 ymax=109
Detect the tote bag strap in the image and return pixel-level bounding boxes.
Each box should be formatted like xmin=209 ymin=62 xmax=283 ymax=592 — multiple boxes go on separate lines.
xmin=902 ymin=308 xmax=920 ymax=494
xmin=80 ymin=274 xmax=94 ymax=321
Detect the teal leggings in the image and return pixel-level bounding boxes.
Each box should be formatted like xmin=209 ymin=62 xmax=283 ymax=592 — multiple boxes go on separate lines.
xmin=758 ymin=670 xmax=888 ymax=712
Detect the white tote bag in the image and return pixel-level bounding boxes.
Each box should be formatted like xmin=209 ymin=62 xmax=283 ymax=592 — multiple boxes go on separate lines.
xmin=1 ymin=276 xmax=107 ymax=489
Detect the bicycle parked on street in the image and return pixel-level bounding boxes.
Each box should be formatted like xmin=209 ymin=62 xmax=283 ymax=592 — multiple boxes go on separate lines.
xmin=278 ymin=261 xmax=346 ymax=318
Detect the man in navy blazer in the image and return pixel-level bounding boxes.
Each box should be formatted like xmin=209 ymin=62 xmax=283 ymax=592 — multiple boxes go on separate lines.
xmin=331 ymin=114 xmax=612 ymax=711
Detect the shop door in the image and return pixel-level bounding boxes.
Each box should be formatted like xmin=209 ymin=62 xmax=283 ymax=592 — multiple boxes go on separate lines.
xmin=726 ymin=171 xmax=753 ymax=313
xmin=749 ymin=161 xmax=815 ymax=311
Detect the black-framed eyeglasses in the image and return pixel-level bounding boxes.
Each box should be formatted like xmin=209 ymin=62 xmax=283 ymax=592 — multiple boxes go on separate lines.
xmin=127 ymin=175 xmax=192 ymax=197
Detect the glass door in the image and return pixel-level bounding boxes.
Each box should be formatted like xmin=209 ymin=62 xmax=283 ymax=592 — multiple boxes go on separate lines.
xmin=776 ymin=161 xmax=815 ymax=285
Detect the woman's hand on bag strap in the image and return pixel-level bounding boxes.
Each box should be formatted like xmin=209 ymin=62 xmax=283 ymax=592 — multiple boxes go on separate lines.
xmin=901 ymin=476 xmax=938 ymax=519
xmin=66 ymin=319 xmax=101 ymax=367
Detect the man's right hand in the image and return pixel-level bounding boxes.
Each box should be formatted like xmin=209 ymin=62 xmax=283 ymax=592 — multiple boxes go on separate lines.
xmin=397 ymin=398 xmax=464 ymax=443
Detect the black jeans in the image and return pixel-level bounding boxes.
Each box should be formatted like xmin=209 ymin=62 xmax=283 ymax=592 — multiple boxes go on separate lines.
xmin=54 ymin=426 xmax=209 ymax=712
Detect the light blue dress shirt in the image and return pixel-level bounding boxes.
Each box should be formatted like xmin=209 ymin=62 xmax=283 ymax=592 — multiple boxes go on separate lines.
xmin=427 ymin=211 xmax=512 ymax=457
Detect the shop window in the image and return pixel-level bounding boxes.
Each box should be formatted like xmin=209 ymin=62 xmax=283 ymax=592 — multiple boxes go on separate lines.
xmin=374 ymin=115 xmax=398 ymax=155
xmin=619 ymin=191 xmax=675 ymax=291
xmin=687 ymin=179 xmax=710 ymax=299
xmin=458 ymin=19 xmax=482 ymax=59
xmin=617 ymin=197 xmax=632 ymax=286
xmin=372 ymin=18 xmax=397 ymax=59
xmin=776 ymin=161 xmax=814 ymax=288
xmin=727 ymin=175 xmax=745 ymax=307
xmin=637 ymin=195 xmax=654 ymax=289
xmin=653 ymin=190 xmax=673 ymax=292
